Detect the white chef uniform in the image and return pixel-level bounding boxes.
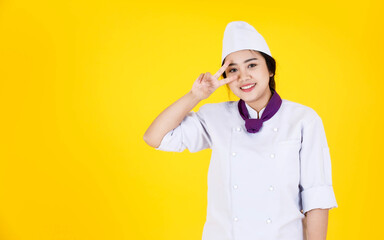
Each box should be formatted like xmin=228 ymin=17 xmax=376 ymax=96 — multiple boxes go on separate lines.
xmin=155 ymin=98 xmax=338 ymax=240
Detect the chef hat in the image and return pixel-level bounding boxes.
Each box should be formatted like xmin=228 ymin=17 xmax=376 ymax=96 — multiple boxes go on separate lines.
xmin=221 ymin=21 xmax=272 ymax=65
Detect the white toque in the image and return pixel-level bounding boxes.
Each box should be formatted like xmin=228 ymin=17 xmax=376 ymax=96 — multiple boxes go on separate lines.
xmin=221 ymin=21 xmax=272 ymax=65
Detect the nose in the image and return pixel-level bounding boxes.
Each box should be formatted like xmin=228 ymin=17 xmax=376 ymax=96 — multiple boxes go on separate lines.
xmin=238 ymin=68 xmax=249 ymax=82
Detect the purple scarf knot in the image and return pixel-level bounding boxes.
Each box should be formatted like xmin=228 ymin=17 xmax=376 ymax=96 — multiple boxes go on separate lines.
xmin=238 ymin=91 xmax=282 ymax=133
xmin=244 ymin=119 xmax=264 ymax=133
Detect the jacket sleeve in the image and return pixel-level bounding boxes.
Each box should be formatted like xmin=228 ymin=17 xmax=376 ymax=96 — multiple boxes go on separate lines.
xmin=155 ymin=104 xmax=212 ymax=153
xmin=299 ymin=113 xmax=338 ymax=214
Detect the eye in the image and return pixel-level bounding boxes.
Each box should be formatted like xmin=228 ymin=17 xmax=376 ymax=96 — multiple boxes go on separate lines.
xmin=229 ymin=64 xmax=257 ymax=73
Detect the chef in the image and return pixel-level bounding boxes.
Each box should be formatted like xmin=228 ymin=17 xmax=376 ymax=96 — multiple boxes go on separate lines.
xmin=143 ymin=20 xmax=338 ymax=240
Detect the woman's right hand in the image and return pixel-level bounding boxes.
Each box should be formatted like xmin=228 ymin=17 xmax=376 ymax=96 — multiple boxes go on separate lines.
xmin=191 ymin=62 xmax=237 ymax=100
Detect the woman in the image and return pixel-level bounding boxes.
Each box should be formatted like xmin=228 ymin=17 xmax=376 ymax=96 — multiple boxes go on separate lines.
xmin=143 ymin=21 xmax=338 ymax=240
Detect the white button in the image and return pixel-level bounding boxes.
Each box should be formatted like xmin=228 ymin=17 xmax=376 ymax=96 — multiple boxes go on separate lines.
xmin=233 ymin=185 xmax=238 ymax=189
xmin=236 ymin=127 xmax=241 ymax=132
xmin=234 ymin=217 xmax=239 ymax=222
xmin=232 ymin=152 xmax=237 ymax=156
xmin=269 ymin=185 xmax=274 ymax=191
xmin=266 ymin=218 xmax=272 ymax=224
xmin=270 ymin=153 xmax=275 ymax=158
xmin=273 ymin=127 xmax=278 ymax=132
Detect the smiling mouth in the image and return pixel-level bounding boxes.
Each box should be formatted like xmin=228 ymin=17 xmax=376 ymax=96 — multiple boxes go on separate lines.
xmin=240 ymin=83 xmax=256 ymax=90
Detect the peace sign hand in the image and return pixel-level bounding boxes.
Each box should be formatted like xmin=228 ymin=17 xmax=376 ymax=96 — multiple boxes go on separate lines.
xmin=191 ymin=62 xmax=237 ymax=101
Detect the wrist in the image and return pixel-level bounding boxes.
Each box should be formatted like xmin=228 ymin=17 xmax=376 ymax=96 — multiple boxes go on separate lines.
xmin=189 ymin=90 xmax=205 ymax=102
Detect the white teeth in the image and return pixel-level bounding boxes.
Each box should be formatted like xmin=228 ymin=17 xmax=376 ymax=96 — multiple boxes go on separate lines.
xmin=240 ymin=83 xmax=256 ymax=90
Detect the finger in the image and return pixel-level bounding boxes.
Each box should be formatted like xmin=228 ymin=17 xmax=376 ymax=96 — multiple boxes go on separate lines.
xmin=202 ymin=72 xmax=211 ymax=82
xmin=199 ymin=73 xmax=206 ymax=83
xmin=219 ymin=75 xmax=237 ymax=86
xmin=213 ymin=61 xmax=230 ymax=79
xmin=198 ymin=73 xmax=204 ymax=83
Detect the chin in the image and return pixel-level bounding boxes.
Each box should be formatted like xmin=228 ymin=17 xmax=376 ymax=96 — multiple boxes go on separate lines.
xmin=239 ymin=89 xmax=259 ymax=99
xmin=239 ymin=90 xmax=268 ymax=103
xmin=241 ymin=95 xmax=260 ymax=103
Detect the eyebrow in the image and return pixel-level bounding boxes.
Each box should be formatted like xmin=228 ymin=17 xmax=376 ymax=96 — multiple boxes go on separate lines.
xmin=228 ymin=58 xmax=258 ymax=67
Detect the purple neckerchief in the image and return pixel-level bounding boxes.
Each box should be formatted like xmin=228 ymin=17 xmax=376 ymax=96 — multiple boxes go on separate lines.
xmin=237 ymin=91 xmax=282 ymax=133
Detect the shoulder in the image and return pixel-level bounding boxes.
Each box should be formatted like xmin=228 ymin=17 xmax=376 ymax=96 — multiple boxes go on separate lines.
xmin=195 ymin=101 xmax=238 ymax=119
xmin=198 ymin=101 xmax=237 ymax=112
xmin=280 ymin=98 xmax=322 ymax=124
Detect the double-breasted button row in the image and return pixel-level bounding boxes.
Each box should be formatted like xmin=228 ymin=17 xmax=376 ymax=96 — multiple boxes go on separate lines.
xmin=231 ymin=126 xmax=276 ymax=225
xmin=233 ymin=216 xmax=272 ymax=224
xmin=231 ymin=184 xmax=274 ymax=224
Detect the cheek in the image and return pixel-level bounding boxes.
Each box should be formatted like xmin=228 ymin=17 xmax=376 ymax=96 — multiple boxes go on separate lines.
xmin=253 ymin=71 xmax=270 ymax=84
xmin=260 ymin=67 xmax=271 ymax=78
xmin=252 ymin=69 xmax=267 ymax=78
xmin=227 ymin=82 xmax=238 ymax=91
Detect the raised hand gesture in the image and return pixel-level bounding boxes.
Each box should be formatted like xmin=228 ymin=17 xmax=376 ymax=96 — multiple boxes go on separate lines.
xmin=191 ymin=62 xmax=237 ymax=100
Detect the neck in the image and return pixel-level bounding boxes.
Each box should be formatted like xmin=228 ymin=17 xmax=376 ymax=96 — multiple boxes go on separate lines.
xmin=245 ymin=89 xmax=273 ymax=114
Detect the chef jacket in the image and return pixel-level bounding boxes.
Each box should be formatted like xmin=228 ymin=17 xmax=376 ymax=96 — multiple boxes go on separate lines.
xmin=155 ymin=99 xmax=338 ymax=240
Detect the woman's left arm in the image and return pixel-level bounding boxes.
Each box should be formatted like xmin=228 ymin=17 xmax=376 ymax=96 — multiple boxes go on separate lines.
xmin=304 ymin=208 xmax=329 ymax=240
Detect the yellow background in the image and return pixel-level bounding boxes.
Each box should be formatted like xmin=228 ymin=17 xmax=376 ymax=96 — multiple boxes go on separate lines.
xmin=0 ymin=0 xmax=383 ymax=239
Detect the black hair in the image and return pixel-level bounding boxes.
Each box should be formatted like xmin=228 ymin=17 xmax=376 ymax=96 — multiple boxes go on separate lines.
xmin=221 ymin=50 xmax=276 ymax=99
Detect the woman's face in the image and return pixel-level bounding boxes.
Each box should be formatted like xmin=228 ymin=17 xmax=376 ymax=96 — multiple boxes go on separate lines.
xmin=224 ymin=50 xmax=273 ymax=106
